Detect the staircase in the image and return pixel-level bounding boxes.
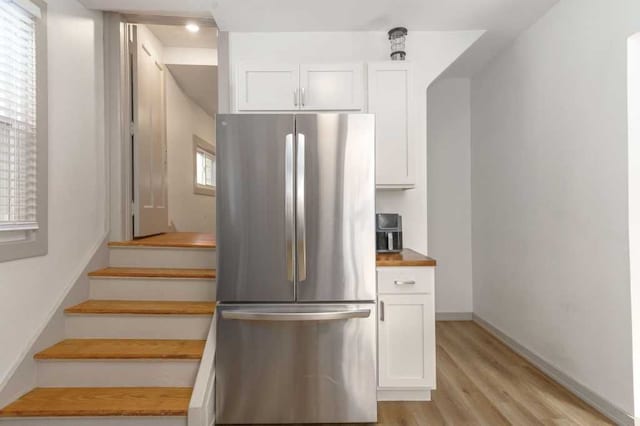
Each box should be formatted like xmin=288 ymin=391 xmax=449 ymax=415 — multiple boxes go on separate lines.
xmin=0 ymin=233 xmax=217 ymax=426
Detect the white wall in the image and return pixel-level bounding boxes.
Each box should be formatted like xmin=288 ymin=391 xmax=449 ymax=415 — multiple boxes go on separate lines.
xmin=471 ymin=0 xmax=640 ymax=417
xmin=226 ymin=31 xmax=483 ymax=254
xmin=628 ymin=32 xmax=640 ymax=418
xmin=164 ymin=47 xmax=217 ymax=66
xmin=166 ymin=70 xmax=216 ymax=233
xmin=0 ymin=0 xmax=107 ymax=393
xmin=427 ymin=78 xmax=472 ymax=315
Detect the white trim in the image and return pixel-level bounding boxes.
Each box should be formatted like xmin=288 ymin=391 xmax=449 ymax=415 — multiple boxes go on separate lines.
xmin=189 ymin=315 xmax=216 ymax=426
xmin=436 ymin=312 xmax=473 ymax=321
xmin=11 ymin=0 xmax=41 ymax=18
xmin=377 ymin=389 xmax=431 ymax=401
xmin=0 ymin=222 xmax=39 ymax=232
xmin=473 ymin=314 xmax=635 ymax=426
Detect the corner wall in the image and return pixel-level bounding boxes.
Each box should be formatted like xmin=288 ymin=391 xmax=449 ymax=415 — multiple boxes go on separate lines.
xmin=471 ymin=0 xmax=640 ymax=418
xmin=165 ymin=70 xmax=216 ymax=233
xmin=628 ymin=32 xmax=640 ymax=420
xmin=427 ymin=78 xmax=473 ymax=315
xmin=0 ymin=0 xmax=108 ymax=395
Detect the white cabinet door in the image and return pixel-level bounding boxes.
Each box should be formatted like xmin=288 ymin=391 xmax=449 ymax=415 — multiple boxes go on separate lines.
xmin=368 ymin=62 xmax=414 ymax=188
xmin=237 ymin=64 xmax=299 ymax=111
xmin=378 ymin=294 xmax=435 ymax=388
xmin=299 ymin=63 xmax=364 ymax=110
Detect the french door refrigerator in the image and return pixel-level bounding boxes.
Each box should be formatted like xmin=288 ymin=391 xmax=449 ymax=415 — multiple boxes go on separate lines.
xmin=215 ymin=114 xmax=376 ymax=424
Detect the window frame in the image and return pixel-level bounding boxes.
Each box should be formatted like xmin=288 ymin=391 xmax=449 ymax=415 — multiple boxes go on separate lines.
xmin=193 ymin=135 xmax=215 ymax=197
xmin=0 ymin=0 xmax=48 ymax=262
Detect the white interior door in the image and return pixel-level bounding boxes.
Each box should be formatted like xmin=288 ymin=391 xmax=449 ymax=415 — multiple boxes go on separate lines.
xmin=131 ymin=25 xmax=168 ymax=237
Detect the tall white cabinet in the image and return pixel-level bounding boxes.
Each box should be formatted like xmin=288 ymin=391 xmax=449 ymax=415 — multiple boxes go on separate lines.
xmin=377 ymin=265 xmax=436 ymax=401
xmin=368 ymin=62 xmax=415 ymax=189
xmin=236 ymin=63 xmax=364 ymax=111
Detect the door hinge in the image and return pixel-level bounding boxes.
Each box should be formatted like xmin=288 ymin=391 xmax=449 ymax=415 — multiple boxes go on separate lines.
xmin=131 ymin=201 xmax=135 ymax=215
xmin=129 ymin=122 xmax=135 ymax=135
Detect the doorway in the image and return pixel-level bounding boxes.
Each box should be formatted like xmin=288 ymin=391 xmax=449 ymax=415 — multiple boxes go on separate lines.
xmin=112 ymin=15 xmax=218 ymax=239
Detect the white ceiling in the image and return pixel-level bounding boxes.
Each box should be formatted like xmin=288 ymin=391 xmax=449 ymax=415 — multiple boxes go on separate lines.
xmin=79 ymin=0 xmax=560 ymax=76
xmin=211 ymin=0 xmax=558 ymax=33
xmin=78 ymin=0 xmax=215 ymax=17
xmin=167 ymin=64 xmax=218 ymax=117
xmin=147 ymin=24 xmax=217 ymax=49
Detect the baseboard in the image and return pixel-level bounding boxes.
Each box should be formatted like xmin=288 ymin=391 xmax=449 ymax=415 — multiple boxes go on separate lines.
xmin=436 ymin=312 xmax=473 ymax=321
xmin=377 ymin=388 xmax=431 ymax=401
xmin=472 ymin=314 xmax=635 ymax=426
xmin=0 ymin=234 xmax=109 ymax=408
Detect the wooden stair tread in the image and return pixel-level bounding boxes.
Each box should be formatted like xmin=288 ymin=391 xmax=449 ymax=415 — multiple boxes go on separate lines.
xmin=109 ymin=232 xmax=216 ymax=249
xmin=89 ymin=267 xmax=216 ymax=279
xmin=65 ymin=300 xmax=216 ymax=315
xmin=0 ymin=387 xmax=191 ymax=417
xmin=35 ymin=339 xmax=205 ymax=360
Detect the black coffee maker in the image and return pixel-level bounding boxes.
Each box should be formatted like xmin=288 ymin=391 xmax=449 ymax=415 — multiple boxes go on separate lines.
xmin=376 ymin=213 xmax=403 ymax=253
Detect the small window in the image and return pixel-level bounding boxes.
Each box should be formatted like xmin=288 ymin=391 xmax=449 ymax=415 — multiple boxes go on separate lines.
xmin=193 ymin=135 xmax=215 ymax=196
xmin=0 ymin=0 xmax=47 ymax=262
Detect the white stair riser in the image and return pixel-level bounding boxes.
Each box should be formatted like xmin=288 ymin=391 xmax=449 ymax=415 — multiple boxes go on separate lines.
xmin=37 ymin=360 xmax=199 ymax=388
xmin=0 ymin=417 xmax=186 ymax=426
xmin=65 ymin=315 xmax=212 ymax=340
xmin=89 ymin=278 xmax=216 ymax=301
xmin=109 ymin=248 xmax=216 ymax=269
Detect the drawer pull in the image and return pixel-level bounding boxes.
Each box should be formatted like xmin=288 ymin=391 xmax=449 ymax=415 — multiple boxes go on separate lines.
xmin=394 ymin=280 xmax=416 ymax=286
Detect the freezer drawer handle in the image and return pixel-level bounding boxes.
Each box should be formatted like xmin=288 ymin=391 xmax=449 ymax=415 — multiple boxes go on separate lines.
xmin=394 ymin=280 xmax=416 ymax=286
xmin=221 ymin=309 xmax=371 ymax=322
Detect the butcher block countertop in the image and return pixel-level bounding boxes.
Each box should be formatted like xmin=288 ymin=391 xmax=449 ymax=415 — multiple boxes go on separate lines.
xmin=376 ymin=249 xmax=436 ymax=267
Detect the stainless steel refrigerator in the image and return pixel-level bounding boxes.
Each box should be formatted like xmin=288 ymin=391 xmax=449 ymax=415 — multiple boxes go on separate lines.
xmin=215 ymin=114 xmax=377 ymax=424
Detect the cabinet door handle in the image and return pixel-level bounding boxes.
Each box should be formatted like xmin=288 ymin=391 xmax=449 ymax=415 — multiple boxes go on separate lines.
xmin=380 ymin=301 xmax=385 ymax=322
xmin=301 ymin=87 xmax=305 ymax=107
xmin=293 ymin=88 xmax=299 ymax=107
xmin=394 ymin=280 xmax=416 ymax=286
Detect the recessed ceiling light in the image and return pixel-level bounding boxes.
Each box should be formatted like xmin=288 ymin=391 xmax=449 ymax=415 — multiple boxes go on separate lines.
xmin=185 ymin=23 xmax=200 ymax=33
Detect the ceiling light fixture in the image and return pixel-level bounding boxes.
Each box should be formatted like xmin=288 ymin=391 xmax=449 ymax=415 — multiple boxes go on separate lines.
xmin=185 ymin=23 xmax=200 ymax=33
xmin=388 ymin=27 xmax=408 ymax=61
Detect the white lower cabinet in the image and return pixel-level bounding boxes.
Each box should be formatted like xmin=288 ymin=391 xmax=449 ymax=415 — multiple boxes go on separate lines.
xmin=377 ymin=267 xmax=436 ymax=400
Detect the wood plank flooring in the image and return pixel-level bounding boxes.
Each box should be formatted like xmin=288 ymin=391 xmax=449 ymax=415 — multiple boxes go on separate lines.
xmin=224 ymin=321 xmax=613 ymax=426
xmin=108 ymin=232 xmax=216 ymax=248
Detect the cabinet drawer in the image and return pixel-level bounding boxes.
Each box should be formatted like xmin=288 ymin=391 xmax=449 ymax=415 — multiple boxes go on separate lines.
xmin=377 ymin=267 xmax=433 ymax=294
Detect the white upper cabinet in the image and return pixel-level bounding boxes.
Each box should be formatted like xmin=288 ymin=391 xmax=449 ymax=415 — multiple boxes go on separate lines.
xmin=368 ymin=62 xmax=415 ymax=189
xmin=299 ymin=63 xmax=364 ymax=110
xmin=237 ymin=64 xmax=300 ymax=111
xmin=236 ymin=63 xmax=363 ymax=112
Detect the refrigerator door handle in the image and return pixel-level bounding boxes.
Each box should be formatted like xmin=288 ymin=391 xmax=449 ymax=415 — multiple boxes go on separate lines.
xmin=296 ymin=132 xmax=307 ymax=281
xmin=221 ymin=309 xmax=371 ymax=322
xmin=285 ymin=133 xmax=295 ymax=283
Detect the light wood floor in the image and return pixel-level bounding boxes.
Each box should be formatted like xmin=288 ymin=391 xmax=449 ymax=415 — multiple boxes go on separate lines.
xmin=228 ymin=321 xmax=613 ymax=426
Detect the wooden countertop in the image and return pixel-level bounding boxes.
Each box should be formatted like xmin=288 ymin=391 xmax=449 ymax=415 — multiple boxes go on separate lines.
xmin=376 ymin=248 xmax=436 ymax=267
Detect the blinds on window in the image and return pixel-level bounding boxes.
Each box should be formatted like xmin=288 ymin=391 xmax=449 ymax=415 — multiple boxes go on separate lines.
xmin=0 ymin=0 xmax=38 ymax=231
